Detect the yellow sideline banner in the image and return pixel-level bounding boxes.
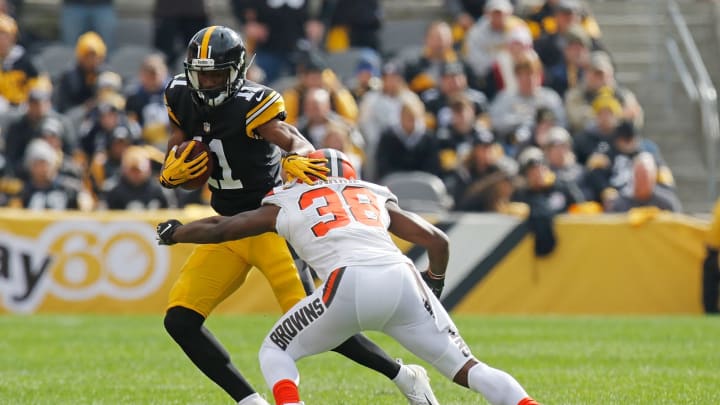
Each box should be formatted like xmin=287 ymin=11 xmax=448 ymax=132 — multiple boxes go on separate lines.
xmin=0 ymin=208 xmax=710 ymax=314
xmin=0 ymin=207 xmax=284 ymax=314
xmin=453 ymin=213 xmax=708 ymax=315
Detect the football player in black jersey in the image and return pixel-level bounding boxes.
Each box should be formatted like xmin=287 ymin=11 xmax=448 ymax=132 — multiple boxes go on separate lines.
xmin=158 ymin=26 xmax=437 ymax=405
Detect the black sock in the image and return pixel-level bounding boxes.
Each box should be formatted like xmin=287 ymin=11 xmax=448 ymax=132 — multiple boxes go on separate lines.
xmin=332 ymin=333 xmax=401 ymax=379
xmin=702 ymin=248 xmax=720 ymax=313
xmin=164 ymin=306 xmax=255 ymax=402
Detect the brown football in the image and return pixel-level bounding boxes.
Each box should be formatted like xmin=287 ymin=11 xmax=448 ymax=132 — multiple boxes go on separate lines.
xmin=176 ymin=140 xmax=213 ymax=190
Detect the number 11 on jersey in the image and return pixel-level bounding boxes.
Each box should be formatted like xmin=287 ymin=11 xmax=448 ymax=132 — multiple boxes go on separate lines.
xmin=206 ymin=138 xmax=244 ymax=190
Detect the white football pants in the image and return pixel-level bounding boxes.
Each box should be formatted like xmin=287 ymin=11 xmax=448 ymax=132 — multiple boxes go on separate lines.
xmin=258 ymin=263 xmax=528 ymax=405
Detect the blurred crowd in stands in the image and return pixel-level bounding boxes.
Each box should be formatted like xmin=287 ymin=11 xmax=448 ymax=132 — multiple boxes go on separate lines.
xmin=0 ymin=0 xmax=683 ymax=218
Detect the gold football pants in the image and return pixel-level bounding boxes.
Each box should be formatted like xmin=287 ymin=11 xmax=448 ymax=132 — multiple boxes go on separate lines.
xmin=167 ymin=232 xmax=305 ymax=317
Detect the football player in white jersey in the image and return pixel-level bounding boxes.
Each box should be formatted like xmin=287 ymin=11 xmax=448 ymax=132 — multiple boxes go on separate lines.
xmin=157 ymin=149 xmax=540 ymax=405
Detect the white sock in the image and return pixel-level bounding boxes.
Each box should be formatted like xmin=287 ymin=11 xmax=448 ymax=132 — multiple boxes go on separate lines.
xmin=392 ymin=364 xmax=412 ymax=386
xmin=237 ymin=393 xmax=270 ymax=405
xmin=467 ymin=362 xmax=528 ymax=405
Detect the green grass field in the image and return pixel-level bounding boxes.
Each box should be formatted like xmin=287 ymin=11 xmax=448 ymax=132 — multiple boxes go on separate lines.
xmin=1 ymin=315 xmax=718 ymax=405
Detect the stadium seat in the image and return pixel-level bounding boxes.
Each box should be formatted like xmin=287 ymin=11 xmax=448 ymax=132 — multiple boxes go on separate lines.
xmin=32 ymin=43 xmax=75 ymax=79
xmin=380 ymin=171 xmax=454 ymax=214
xmin=380 ymin=19 xmax=430 ymax=57
xmin=108 ymin=45 xmax=158 ymax=82
xmin=394 ymin=45 xmax=424 ymax=65
xmin=268 ymin=75 xmax=297 ymax=93
xmin=114 ymin=18 xmax=154 ymax=48
xmin=0 ymin=110 xmax=21 ymax=134
xmin=323 ymin=48 xmax=367 ymax=84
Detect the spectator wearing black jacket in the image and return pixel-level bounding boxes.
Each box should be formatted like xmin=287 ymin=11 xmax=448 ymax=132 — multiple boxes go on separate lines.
xmin=231 ymin=0 xmax=321 ymax=83
xmin=584 ymin=121 xmax=673 ymax=206
xmin=125 ymin=54 xmax=170 ymax=148
xmin=446 ymin=0 xmax=517 ymax=51
xmin=421 ymin=61 xmax=488 ymax=131
xmin=448 ymin=127 xmax=519 ymax=212
xmin=101 ymin=146 xmax=170 ymax=210
xmin=0 ymin=14 xmax=41 ymax=108
xmin=544 ymin=24 xmax=591 ymax=98
xmin=375 ymin=97 xmax=441 ymax=181
xmin=512 ymin=106 xmax=557 ymax=157
xmin=572 ymin=90 xmax=620 ymax=165
xmin=320 ymin=0 xmax=382 ymax=52
xmin=16 ymin=138 xmax=89 ymax=210
xmin=702 ymin=199 xmax=720 ymax=314
xmin=435 ymin=94 xmax=487 ymax=174
xmin=533 ymin=0 xmax=605 ymax=68
xmin=512 ymin=146 xmax=584 ymax=255
xmin=607 ymin=152 xmax=681 ymax=213
xmin=523 ymin=0 xmax=602 ymax=40
xmin=513 ymin=146 xmax=584 ymax=215
xmin=55 ymin=31 xmax=108 ymax=113
xmin=4 ymin=83 xmax=76 ymax=177
xmin=153 ymin=0 xmax=208 ymax=65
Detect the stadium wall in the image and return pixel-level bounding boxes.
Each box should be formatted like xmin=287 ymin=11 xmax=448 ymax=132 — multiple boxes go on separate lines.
xmin=0 ymin=208 xmax=708 ymax=315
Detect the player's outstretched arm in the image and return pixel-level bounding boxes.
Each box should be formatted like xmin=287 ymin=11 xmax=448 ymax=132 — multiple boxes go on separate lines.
xmin=257 ymin=119 xmax=329 ymax=184
xmin=257 ymin=118 xmax=315 ymax=155
xmin=158 ymin=205 xmax=280 ymax=245
xmin=387 ymin=202 xmax=449 ymax=278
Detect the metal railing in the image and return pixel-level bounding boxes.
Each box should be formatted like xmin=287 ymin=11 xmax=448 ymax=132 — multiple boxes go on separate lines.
xmin=666 ymin=0 xmax=720 ymax=202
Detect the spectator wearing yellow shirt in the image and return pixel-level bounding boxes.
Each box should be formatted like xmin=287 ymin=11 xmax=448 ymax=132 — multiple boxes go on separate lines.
xmin=0 ymin=14 xmax=41 ymax=109
xmin=404 ymin=21 xmax=478 ymax=95
xmin=320 ymin=0 xmax=382 ymax=52
xmin=532 ymin=0 xmax=605 ymax=68
xmin=523 ymin=0 xmax=601 ymax=41
xmin=282 ymin=51 xmax=358 ymax=126
xmin=564 ymin=51 xmax=643 ymax=134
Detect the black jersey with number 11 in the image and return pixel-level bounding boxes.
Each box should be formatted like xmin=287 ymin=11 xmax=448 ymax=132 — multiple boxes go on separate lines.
xmin=164 ymin=75 xmax=286 ymax=216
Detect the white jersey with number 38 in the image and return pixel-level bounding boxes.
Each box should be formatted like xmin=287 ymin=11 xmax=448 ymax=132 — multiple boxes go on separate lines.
xmin=261 ymin=178 xmax=412 ymax=281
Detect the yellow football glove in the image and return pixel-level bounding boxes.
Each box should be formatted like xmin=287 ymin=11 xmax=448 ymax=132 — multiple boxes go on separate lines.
xmin=158 ymin=141 xmax=209 ymax=188
xmin=281 ymin=153 xmax=330 ymax=185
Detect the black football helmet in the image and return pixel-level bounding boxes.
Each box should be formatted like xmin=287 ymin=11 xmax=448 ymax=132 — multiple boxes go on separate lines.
xmin=185 ymin=26 xmax=247 ymax=108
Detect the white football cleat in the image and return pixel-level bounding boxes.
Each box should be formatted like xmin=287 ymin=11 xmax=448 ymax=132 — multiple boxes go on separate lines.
xmin=394 ymin=364 xmax=440 ymax=405
xmin=237 ymin=393 xmax=271 ymax=405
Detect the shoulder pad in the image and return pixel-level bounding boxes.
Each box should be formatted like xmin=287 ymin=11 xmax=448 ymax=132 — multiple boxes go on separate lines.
xmin=244 ymin=88 xmax=285 ymax=138
xmin=261 ymin=184 xmax=288 ymax=206
xmin=361 ymin=181 xmax=398 ymax=204
xmin=165 ymin=74 xmax=188 ymax=93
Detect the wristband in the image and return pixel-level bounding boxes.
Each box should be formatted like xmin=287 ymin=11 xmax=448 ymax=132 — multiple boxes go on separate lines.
xmin=426 ymin=270 xmax=445 ymax=280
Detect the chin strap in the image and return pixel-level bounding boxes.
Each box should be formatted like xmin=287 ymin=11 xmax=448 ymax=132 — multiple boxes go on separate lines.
xmin=244 ymin=53 xmax=256 ymax=77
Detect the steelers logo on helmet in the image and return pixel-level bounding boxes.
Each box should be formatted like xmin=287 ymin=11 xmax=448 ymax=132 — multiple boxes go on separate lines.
xmin=185 ymin=26 xmax=247 ymax=108
xmin=307 ymin=148 xmax=357 ymax=181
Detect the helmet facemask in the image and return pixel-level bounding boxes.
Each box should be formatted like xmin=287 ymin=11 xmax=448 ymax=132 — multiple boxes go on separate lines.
xmin=185 ymin=54 xmax=244 ymax=108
